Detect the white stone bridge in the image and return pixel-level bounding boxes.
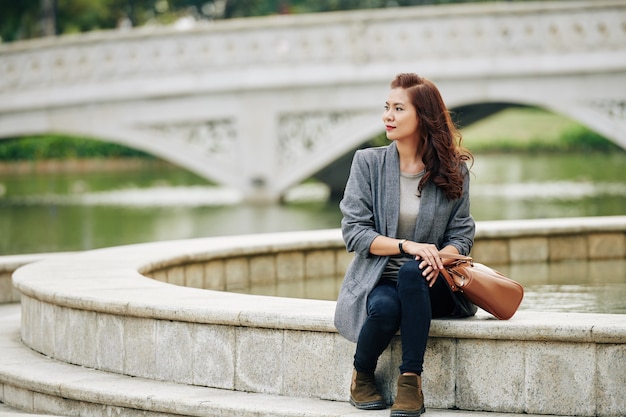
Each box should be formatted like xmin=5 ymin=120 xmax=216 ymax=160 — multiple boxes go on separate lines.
xmin=0 ymin=0 xmax=625 ymax=202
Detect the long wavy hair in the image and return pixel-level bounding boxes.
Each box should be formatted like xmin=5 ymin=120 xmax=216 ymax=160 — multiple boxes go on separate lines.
xmin=390 ymin=73 xmax=473 ymax=200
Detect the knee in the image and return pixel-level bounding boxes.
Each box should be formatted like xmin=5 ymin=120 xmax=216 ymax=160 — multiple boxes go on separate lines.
xmin=397 ymin=261 xmax=427 ymax=287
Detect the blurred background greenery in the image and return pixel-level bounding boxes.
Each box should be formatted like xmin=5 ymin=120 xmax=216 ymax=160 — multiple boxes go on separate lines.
xmin=1 ymin=0 xmax=546 ymax=43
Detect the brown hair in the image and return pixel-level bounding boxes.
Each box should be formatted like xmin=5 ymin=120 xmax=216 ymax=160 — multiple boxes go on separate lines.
xmin=390 ymin=73 xmax=472 ymax=200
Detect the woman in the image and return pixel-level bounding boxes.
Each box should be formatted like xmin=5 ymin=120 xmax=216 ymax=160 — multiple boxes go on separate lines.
xmin=334 ymin=73 xmax=476 ymax=417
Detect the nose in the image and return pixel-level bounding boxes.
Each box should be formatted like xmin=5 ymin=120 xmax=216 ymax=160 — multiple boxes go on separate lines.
xmin=383 ymin=109 xmax=393 ymax=121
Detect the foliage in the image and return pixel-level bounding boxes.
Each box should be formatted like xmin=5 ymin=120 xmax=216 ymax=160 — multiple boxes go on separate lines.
xmin=1 ymin=0 xmax=543 ymax=42
xmin=0 ymin=135 xmax=153 ymax=160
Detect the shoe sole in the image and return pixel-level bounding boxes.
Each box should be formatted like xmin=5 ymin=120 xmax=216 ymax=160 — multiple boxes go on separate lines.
xmin=349 ymin=397 xmax=387 ymax=410
xmin=390 ymin=406 xmax=426 ymax=416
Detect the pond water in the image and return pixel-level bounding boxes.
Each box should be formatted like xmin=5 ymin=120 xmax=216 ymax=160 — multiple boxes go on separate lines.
xmin=1 ymin=152 xmax=624 ymax=313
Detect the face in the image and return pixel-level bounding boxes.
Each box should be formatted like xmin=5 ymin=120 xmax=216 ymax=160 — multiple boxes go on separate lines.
xmin=383 ymin=87 xmax=419 ymax=142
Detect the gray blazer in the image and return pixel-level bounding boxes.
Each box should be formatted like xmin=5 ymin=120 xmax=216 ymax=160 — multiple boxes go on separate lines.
xmin=334 ymin=142 xmax=475 ymax=343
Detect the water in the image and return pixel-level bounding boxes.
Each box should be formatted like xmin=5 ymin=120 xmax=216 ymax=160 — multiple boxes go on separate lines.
xmin=1 ymin=153 xmax=625 ymax=313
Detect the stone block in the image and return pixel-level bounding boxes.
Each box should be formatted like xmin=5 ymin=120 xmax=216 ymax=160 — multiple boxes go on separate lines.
xmin=156 ymin=320 xmax=193 ymax=384
xmin=96 ymin=313 xmax=124 ymax=373
xmin=305 ymin=249 xmax=336 ymax=278
xmin=52 ymin=305 xmax=72 ymax=363
xmin=509 ymin=237 xmax=549 ymax=263
xmin=204 ymin=260 xmax=225 ymax=290
xmin=225 ymin=257 xmax=249 ymax=291
xmin=39 ymin=302 xmax=55 ymax=356
xmin=184 ymin=263 xmax=204 ymax=289
xmin=19 ymin=295 xmax=35 ymax=349
xmin=596 ymin=343 xmax=626 ymax=416
xmin=249 ymin=255 xmax=276 ymax=285
xmin=68 ymin=309 xmax=97 ymax=368
xmin=423 ymin=337 xmax=456 ymax=409
xmin=166 ymin=265 xmax=185 ymax=286
xmin=335 ymin=249 xmax=353 ymax=276
xmin=0 ymin=272 xmax=16 ymax=303
xmin=549 ymin=234 xmax=587 ymax=261
xmin=303 ymin=276 xmax=340 ymax=301
xmin=149 ymin=269 xmax=168 ymax=283
xmin=283 ymin=330 xmax=337 ymax=399
xmin=471 ymin=239 xmax=509 ymax=264
xmin=3 ymin=385 xmax=33 ymax=412
xmin=193 ymin=323 xmax=236 ymax=389
xmin=33 ymin=392 xmax=83 ymax=417
xmin=525 ymin=341 xmax=595 ymax=416
xmin=124 ymin=316 xmax=156 ymax=379
xmin=235 ymin=327 xmax=283 ymax=395
xmin=275 ymin=280 xmax=305 ymax=298
xmin=329 ymin=334 xmax=355 ymax=402
xmin=456 ymin=339 xmax=525 ymax=413
xmin=276 ymin=251 xmax=305 ymax=282
xmin=588 ymin=232 xmax=625 ymax=259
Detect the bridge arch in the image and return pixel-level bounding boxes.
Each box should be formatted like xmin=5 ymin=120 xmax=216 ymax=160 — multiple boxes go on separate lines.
xmin=0 ymin=0 xmax=624 ymax=202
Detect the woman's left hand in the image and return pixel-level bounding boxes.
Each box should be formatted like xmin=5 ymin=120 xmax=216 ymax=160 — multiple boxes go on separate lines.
xmin=403 ymin=241 xmax=442 ymax=287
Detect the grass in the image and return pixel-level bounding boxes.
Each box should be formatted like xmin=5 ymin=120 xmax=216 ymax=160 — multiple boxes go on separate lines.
xmin=459 ymin=107 xmax=620 ymax=153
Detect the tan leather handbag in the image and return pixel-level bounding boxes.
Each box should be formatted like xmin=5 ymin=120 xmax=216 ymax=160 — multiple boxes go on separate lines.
xmin=439 ymin=252 xmax=524 ymax=320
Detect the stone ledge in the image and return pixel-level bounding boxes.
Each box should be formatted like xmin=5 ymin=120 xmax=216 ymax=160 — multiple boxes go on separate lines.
xmin=0 ymin=304 xmax=575 ymax=417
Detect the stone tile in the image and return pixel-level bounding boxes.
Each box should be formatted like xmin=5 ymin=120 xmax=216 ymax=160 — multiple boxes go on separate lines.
xmin=335 ymin=249 xmax=353 ymax=276
xmin=204 ymin=260 xmax=225 ymax=290
xmin=19 ymin=295 xmax=35 ymax=349
xmin=303 ymin=276 xmax=340 ymax=301
xmin=193 ymin=323 xmax=235 ymax=389
xmin=39 ymin=302 xmax=55 ymax=357
xmin=52 ymin=305 xmax=72 ymax=363
xmin=124 ymin=316 xmax=156 ymax=379
xmin=3 ymin=385 xmax=33 ymax=412
xmin=549 ymin=234 xmax=587 ymax=261
xmin=166 ymin=265 xmax=185 ymax=286
xmin=0 ymin=272 xmax=16 ymax=303
xmin=380 ymin=336 xmax=401 ymax=405
xmin=249 ymin=255 xmax=276 ymax=285
xmin=509 ymin=237 xmax=549 ymax=263
xmin=96 ymin=313 xmax=124 ymax=373
xmin=305 ymin=250 xmax=336 ymax=278
xmin=224 ymin=257 xmax=249 ymax=291
xmin=471 ymin=239 xmax=509 ymax=264
xmin=283 ymin=330 xmax=336 ymax=399
xmin=525 ymin=341 xmax=595 ymax=416
xmin=456 ymin=339 xmax=525 ymax=413
xmin=329 ymin=334 xmax=355 ymax=402
xmin=149 ymin=269 xmax=168 ymax=283
xmin=156 ymin=320 xmax=193 ymax=384
xmin=596 ymin=343 xmax=626 ymax=416
xmin=235 ymin=327 xmax=283 ymax=395
xmin=588 ymin=232 xmax=625 ymax=259
xmin=184 ymin=263 xmax=204 ymax=289
xmin=276 ymin=251 xmax=305 ymax=282
xmin=68 ymin=308 xmax=97 ymax=368
xmin=423 ymin=337 xmax=456 ymax=409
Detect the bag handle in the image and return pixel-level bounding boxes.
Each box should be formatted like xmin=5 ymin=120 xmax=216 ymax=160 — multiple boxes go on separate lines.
xmin=437 ymin=251 xmax=472 ymax=262
xmin=437 ymin=251 xmax=471 ymax=291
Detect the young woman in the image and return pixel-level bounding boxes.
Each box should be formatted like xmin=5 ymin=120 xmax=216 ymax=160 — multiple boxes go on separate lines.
xmin=334 ymin=73 xmax=476 ymax=416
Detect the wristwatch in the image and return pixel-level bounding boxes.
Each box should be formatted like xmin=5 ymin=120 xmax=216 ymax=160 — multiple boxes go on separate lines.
xmin=399 ymin=239 xmax=407 ymax=254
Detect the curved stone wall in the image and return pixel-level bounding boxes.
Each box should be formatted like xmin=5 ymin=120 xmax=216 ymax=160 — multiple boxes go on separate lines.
xmin=11 ymin=216 xmax=626 ymax=416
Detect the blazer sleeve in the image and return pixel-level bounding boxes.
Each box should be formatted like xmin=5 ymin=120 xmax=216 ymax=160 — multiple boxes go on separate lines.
xmin=340 ymin=150 xmax=382 ymax=258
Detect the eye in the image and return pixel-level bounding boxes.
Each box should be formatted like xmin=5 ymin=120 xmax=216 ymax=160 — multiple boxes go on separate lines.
xmin=395 ymin=107 xmax=404 ymax=112
xmin=383 ymin=105 xmax=389 ymax=111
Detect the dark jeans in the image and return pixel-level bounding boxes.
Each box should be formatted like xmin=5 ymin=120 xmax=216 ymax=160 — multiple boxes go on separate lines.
xmin=353 ymin=260 xmax=455 ymax=375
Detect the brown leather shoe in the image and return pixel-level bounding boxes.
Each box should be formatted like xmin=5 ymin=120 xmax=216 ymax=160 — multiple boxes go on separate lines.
xmin=349 ymin=369 xmax=387 ymax=410
xmin=390 ymin=374 xmax=425 ymax=416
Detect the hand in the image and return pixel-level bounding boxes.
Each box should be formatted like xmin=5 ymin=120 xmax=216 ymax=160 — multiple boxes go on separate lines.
xmin=404 ymin=241 xmax=442 ymax=287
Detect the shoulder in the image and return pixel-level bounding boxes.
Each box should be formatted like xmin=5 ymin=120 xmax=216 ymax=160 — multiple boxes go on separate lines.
xmin=353 ymin=144 xmax=392 ymax=163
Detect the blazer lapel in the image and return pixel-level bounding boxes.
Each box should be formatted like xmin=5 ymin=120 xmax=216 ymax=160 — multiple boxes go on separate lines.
xmin=383 ymin=143 xmax=401 ymax=238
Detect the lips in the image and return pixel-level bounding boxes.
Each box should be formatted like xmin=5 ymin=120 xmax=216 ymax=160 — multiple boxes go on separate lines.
xmin=385 ymin=125 xmax=395 ymax=131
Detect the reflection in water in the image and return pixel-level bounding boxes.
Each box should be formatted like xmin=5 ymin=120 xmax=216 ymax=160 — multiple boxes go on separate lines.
xmin=1 ymin=153 xmax=625 ymax=313
xmin=234 ymin=259 xmax=626 ymax=314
